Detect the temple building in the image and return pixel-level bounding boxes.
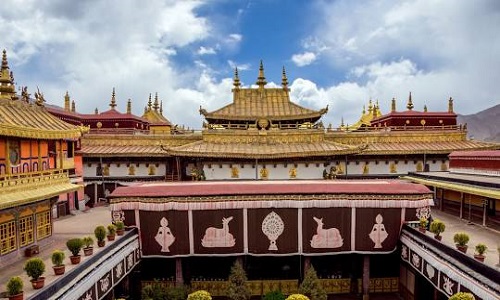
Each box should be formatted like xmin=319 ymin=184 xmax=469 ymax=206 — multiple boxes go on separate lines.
xmin=0 ymin=50 xmax=86 ymax=265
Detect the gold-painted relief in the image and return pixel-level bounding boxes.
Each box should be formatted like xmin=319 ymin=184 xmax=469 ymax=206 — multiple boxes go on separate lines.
xmin=390 ymin=162 xmax=397 ymax=173
xmin=289 ymin=167 xmax=297 ymax=179
xmin=416 ymin=162 xmax=423 ymax=172
xmin=128 ymin=165 xmax=136 ymax=175
xmin=260 ymin=167 xmax=269 ymax=180
xmin=231 ymin=166 xmax=239 ymax=178
xmin=148 ymin=165 xmax=156 ymax=175
xmin=362 ymin=163 xmax=369 ymax=175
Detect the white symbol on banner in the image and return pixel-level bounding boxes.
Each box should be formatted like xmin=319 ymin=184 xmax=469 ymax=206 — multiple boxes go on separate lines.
xmin=426 ymin=264 xmax=435 ymax=279
xmin=155 ymin=217 xmax=175 ymax=252
xmin=100 ymin=274 xmax=110 ymax=292
xmin=369 ymin=214 xmax=388 ymax=248
xmin=310 ymin=217 xmax=343 ymax=248
xmin=442 ymin=276 xmax=454 ymax=295
xmin=82 ymin=292 xmax=92 ymax=300
xmin=127 ymin=253 xmax=134 ymax=268
xmin=401 ymin=245 xmax=408 ymax=259
xmin=115 ymin=262 xmax=123 ymax=279
xmin=411 ymin=253 xmax=421 ymax=268
xmin=416 ymin=206 xmax=431 ymax=220
xmin=262 ymin=211 xmax=284 ymax=251
xmin=202 ymin=216 xmax=236 ymax=247
xmin=112 ymin=210 xmax=125 ymax=222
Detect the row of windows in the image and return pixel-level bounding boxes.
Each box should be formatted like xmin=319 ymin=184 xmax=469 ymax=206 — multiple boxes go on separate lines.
xmin=0 ymin=211 xmax=51 ymax=255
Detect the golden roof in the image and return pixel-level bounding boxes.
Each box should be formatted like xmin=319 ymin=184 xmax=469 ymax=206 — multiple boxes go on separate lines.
xmin=200 ymin=63 xmax=327 ymax=122
xmin=342 ymin=99 xmax=382 ymax=130
xmin=141 ymin=93 xmax=172 ymax=125
xmin=166 ymin=140 xmax=356 ymax=159
xmin=80 ymin=145 xmax=166 ymax=157
xmin=360 ymin=140 xmax=499 ymax=155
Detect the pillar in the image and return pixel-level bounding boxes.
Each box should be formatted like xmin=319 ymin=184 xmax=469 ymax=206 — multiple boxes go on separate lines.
xmin=175 ymin=258 xmax=183 ymax=285
xmin=362 ymin=255 xmax=370 ymax=300
xmin=459 ymin=192 xmax=464 ymax=219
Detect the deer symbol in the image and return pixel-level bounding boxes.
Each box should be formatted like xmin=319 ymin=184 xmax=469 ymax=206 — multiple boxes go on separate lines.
xmin=310 ymin=217 xmax=343 ymax=248
xmin=202 ymin=216 xmax=236 ymax=247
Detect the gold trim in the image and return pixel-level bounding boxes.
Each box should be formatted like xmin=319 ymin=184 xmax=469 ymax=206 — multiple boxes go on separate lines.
xmin=402 ymin=176 xmax=500 ymax=199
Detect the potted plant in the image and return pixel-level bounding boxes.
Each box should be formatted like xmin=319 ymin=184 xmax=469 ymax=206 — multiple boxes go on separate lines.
xmin=474 ymin=243 xmax=487 ymax=262
xmin=95 ymin=225 xmax=107 ymax=247
xmin=107 ymin=224 xmax=116 ymax=241
xmin=418 ymin=217 xmax=428 ymax=233
xmin=429 ymin=219 xmax=446 ymax=241
xmin=82 ymin=236 xmax=94 ymax=256
xmin=115 ymin=221 xmax=125 ymax=236
xmin=24 ymin=258 xmax=45 ymax=289
xmin=453 ymin=232 xmax=470 ymax=253
xmin=6 ymin=276 xmax=23 ymax=300
xmin=51 ymin=250 xmax=66 ymax=275
xmin=66 ymin=238 xmax=84 ymax=264
xmin=449 ymin=292 xmax=475 ymax=300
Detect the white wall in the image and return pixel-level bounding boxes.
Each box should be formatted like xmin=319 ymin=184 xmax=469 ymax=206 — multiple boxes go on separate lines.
xmin=83 ymin=162 xmax=166 ymax=177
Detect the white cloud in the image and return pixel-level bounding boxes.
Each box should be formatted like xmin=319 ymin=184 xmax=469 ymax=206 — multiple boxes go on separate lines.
xmin=197 ymin=46 xmax=216 ymax=55
xmin=227 ymin=34 xmax=242 ymax=42
xmin=227 ymin=60 xmax=251 ymax=71
xmin=291 ymin=52 xmax=317 ymax=67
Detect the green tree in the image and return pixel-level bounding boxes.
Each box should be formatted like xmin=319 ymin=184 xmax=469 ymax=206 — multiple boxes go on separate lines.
xmin=299 ymin=266 xmax=327 ymax=300
xmin=264 ymin=290 xmax=286 ymax=300
xmin=226 ymin=260 xmax=251 ymax=300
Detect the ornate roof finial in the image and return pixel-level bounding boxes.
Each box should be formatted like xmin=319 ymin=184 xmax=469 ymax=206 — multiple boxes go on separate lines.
xmin=160 ymin=100 xmax=163 ymax=114
xmin=448 ymin=97 xmax=454 ymax=113
xmin=233 ymin=67 xmax=241 ymax=89
xmin=144 ymin=106 xmax=147 ymax=114
xmin=1 ymin=49 xmax=8 ymax=69
xmin=64 ymin=91 xmax=70 ymax=111
xmin=362 ymin=105 xmax=366 ymax=114
xmin=127 ymin=98 xmax=132 ymax=114
xmin=406 ymin=92 xmax=414 ymax=110
xmin=71 ymin=100 xmax=76 ymax=112
xmin=341 ymin=117 xmax=345 ymax=127
xmin=148 ymin=93 xmax=152 ymax=110
xmin=95 ymin=107 xmax=99 ymax=114
xmin=368 ymin=99 xmax=373 ymax=113
xmin=256 ymin=60 xmax=267 ymax=87
xmin=281 ymin=66 xmax=288 ymax=90
xmin=423 ymin=104 xmax=428 ymax=112
xmin=391 ymin=97 xmax=396 ymax=112
xmin=153 ymin=92 xmax=160 ymax=111
xmin=109 ymin=88 xmax=117 ymax=109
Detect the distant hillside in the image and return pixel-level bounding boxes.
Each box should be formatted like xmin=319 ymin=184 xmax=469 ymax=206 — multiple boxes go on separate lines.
xmin=457 ymin=104 xmax=500 ymax=142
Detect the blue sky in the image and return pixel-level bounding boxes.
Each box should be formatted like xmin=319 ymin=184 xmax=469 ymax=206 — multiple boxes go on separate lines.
xmin=1 ymin=0 xmax=499 ymax=128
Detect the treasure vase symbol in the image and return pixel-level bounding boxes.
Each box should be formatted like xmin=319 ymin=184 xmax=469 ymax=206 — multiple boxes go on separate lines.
xmin=368 ymin=214 xmax=388 ymax=248
xmin=155 ymin=217 xmax=175 ymax=252
xmin=262 ymin=211 xmax=284 ymax=251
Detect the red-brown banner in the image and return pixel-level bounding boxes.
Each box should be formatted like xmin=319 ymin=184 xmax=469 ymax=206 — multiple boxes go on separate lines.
xmin=192 ymin=209 xmax=243 ymax=254
xmin=302 ymin=208 xmax=351 ymax=253
xmin=355 ymin=208 xmax=401 ymax=252
xmin=139 ymin=211 xmax=189 ymax=256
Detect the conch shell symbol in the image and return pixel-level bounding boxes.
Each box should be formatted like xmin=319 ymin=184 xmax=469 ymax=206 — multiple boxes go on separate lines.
xmin=155 ymin=217 xmax=175 ymax=252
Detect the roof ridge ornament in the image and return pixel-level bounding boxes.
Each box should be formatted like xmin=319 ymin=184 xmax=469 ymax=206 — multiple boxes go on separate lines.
xmin=233 ymin=67 xmax=241 ymax=89
xmin=281 ymin=66 xmax=288 ymax=90
xmin=407 ymin=92 xmax=414 ymax=110
xmin=110 ymin=87 xmax=117 ymax=109
xmin=127 ymin=98 xmax=132 ymax=114
xmin=154 ymin=92 xmax=160 ymax=111
xmin=256 ymin=60 xmax=267 ymax=88
xmin=448 ymin=97 xmax=454 ymax=113
xmin=391 ymin=97 xmax=396 ymax=112
xmin=148 ymin=93 xmax=152 ymax=111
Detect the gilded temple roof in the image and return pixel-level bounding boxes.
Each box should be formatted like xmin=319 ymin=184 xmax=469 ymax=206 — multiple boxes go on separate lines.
xmin=141 ymin=93 xmax=172 ymax=125
xmin=80 ymin=145 xmax=166 ymax=157
xmin=360 ymin=140 xmax=499 ymax=155
xmin=200 ymin=63 xmax=328 ymax=122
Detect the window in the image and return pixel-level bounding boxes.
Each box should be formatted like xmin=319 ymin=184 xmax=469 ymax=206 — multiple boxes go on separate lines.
xmin=0 ymin=221 xmax=16 ymax=254
xmin=19 ymin=216 xmax=34 ymax=247
xmin=36 ymin=211 xmax=51 ymax=240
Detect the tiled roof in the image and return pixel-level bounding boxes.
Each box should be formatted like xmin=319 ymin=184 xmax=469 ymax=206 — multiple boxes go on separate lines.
xmin=166 ymin=140 xmax=356 ymax=159
xmin=0 ymin=99 xmax=83 ymax=139
xmin=80 ymin=145 xmax=165 ymax=157
xmin=361 ymin=140 xmax=499 ymax=155
xmin=449 ymin=150 xmax=500 ymax=158
xmin=110 ymin=179 xmax=432 ymax=198
xmin=200 ymin=88 xmax=327 ymax=121
xmin=0 ymin=182 xmax=80 ymax=210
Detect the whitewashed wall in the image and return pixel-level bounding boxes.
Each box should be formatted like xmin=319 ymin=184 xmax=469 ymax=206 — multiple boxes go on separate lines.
xmin=83 ymin=162 xmax=166 ymax=177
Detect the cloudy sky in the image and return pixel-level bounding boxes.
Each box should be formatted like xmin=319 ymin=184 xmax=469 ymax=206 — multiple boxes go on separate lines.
xmin=1 ymin=0 xmax=498 ymax=128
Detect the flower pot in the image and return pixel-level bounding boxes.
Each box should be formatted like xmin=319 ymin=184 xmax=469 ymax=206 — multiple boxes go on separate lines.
xmin=474 ymin=254 xmax=485 ymax=262
xmin=97 ymin=240 xmax=105 ymax=247
xmin=30 ymin=277 xmax=45 ymax=289
xmin=116 ymin=229 xmax=125 ymax=236
xmin=8 ymin=292 xmax=23 ymax=300
xmin=418 ymin=227 xmax=426 ymax=233
xmin=83 ymin=247 xmax=93 ymax=256
xmin=434 ymin=235 xmax=442 ymax=241
xmin=456 ymin=245 xmax=468 ymax=253
xmin=53 ymin=265 xmax=65 ymax=275
xmin=70 ymin=255 xmax=81 ymax=265
xmin=107 ymin=234 xmax=115 ymax=241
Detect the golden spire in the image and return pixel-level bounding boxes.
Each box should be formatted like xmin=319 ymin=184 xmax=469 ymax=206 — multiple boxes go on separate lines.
xmin=448 ymin=97 xmax=454 ymax=113
xmin=1 ymin=49 xmax=8 ymax=69
xmin=127 ymin=98 xmax=132 ymax=114
xmin=256 ymin=60 xmax=267 ymax=87
xmin=153 ymin=92 xmax=160 ymax=111
xmin=406 ymin=92 xmax=414 ymax=110
xmin=160 ymin=101 xmax=163 ymax=114
xmin=341 ymin=117 xmax=345 ymax=127
xmin=233 ymin=67 xmax=241 ymax=89
xmin=0 ymin=49 xmax=16 ymax=98
xmin=362 ymin=105 xmax=366 ymax=114
xmin=109 ymin=88 xmax=117 ymax=109
xmin=95 ymin=107 xmax=99 ymax=114
xmin=391 ymin=97 xmax=396 ymax=112
xmin=64 ymin=91 xmax=70 ymax=111
xmin=147 ymin=93 xmax=152 ymax=111
xmin=368 ymin=99 xmax=373 ymax=113
xmin=71 ymin=100 xmax=76 ymax=112
xmin=281 ymin=66 xmax=288 ymax=90
xmin=423 ymin=105 xmax=428 ymax=112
